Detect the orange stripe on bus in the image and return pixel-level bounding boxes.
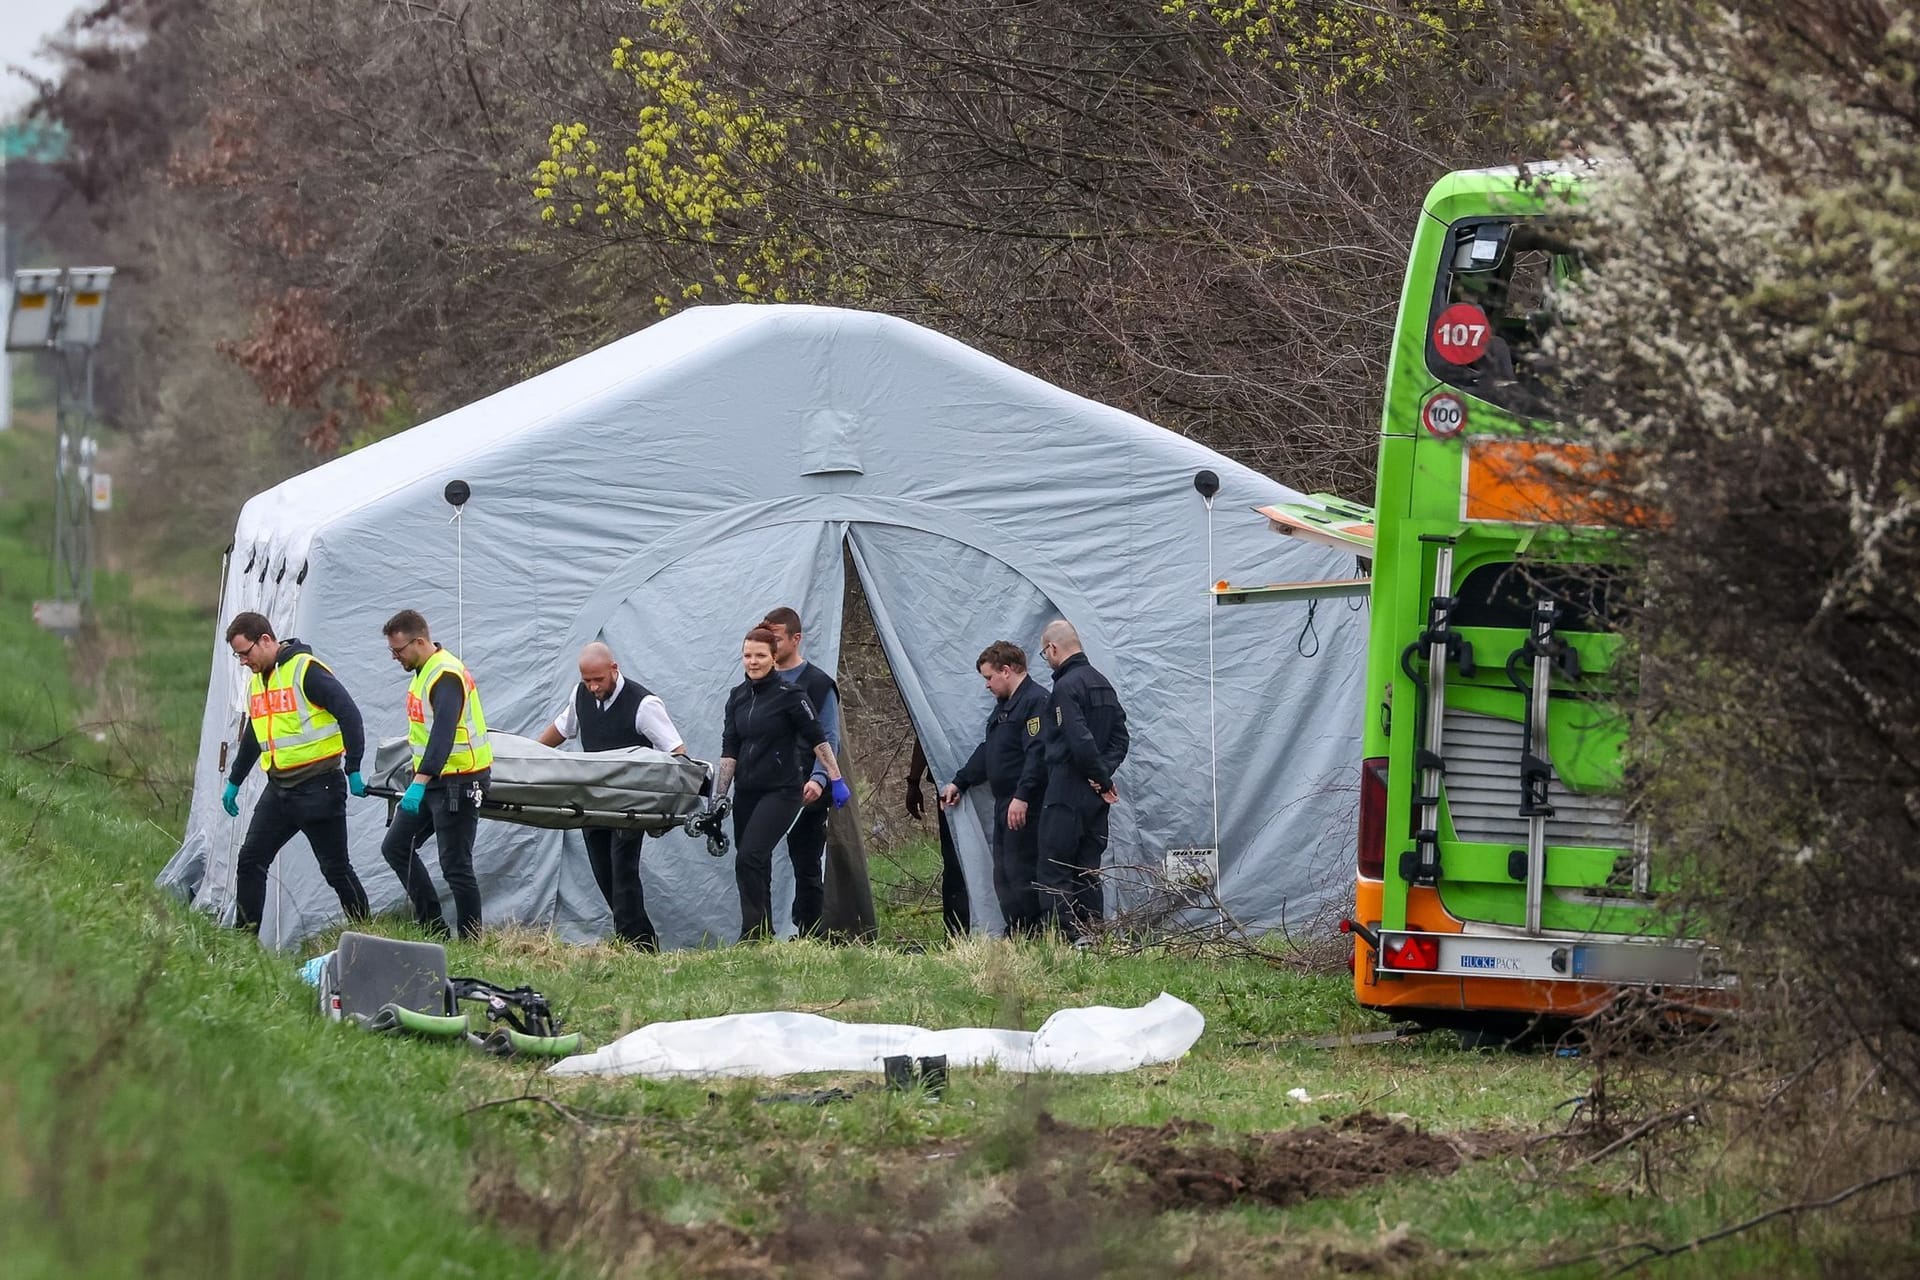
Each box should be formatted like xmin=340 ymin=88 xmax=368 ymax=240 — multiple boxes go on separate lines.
xmin=1462 ymin=438 xmax=1639 ymax=527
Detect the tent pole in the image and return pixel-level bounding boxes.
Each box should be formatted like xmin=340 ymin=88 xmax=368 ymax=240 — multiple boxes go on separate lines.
xmin=1204 ymin=491 xmax=1220 ymax=861
xmin=454 ymin=507 xmax=464 ymax=657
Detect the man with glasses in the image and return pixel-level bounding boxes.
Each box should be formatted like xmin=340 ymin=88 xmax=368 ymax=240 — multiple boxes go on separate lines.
xmin=220 ymin=611 xmax=372 ymax=932
xmin=379 ymin=609 xmax=494 ymax=940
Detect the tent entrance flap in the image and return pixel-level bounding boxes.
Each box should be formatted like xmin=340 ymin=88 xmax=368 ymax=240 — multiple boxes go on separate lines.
xmin=847 ymin=524 xmax=1066 ymax=936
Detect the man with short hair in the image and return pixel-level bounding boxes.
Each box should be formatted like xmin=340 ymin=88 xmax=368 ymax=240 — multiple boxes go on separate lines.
xmin=759 ymin=606 xmax=841 ymax=937
xmin=536 ymin=641 xmax=686 ymax=950
xmin=1036 ymin=620 xmax=1129 ymax=941
xmin=379 ymin=609 xmax=493 ymax=940
xmin=220 ymin=612 xmax=372 ymax=931
xmin=940 ymin=639 xmax=1051 ymax=937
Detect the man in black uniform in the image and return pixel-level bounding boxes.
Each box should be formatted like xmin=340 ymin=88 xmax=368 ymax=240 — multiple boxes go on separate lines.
xmin=536 ymin=641 xmax=687 ymax=950
xmin=940 ymin=640 xmax=1050 ymax=937
xmin=760 ymin=606 xmax=841 ymax=937
xmin=1036 ymin=620 xmax=1129 ymax=941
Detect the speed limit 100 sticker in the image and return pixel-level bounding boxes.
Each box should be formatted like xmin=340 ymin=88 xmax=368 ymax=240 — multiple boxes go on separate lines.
xmin=1431 ymin=303 xmax=1492 ymax=365
xmin=1422 ymin=393 xmax=1467 ymax=439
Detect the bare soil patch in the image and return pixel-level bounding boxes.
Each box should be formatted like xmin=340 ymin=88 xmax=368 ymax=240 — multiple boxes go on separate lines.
xmin=472 ymin=1109 xmax=1514 ymax=1277
xmin=1085 ymin=1111 xmax=1493 ymax=1211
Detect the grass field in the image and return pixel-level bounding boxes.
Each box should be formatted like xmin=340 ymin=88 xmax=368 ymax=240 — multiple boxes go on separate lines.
xmin=0 ymin=404 xmax=1899 ymax=1278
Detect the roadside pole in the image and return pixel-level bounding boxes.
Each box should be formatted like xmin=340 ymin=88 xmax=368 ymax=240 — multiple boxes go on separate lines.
xmin=6 ymin=265 xmax=116 ymax=636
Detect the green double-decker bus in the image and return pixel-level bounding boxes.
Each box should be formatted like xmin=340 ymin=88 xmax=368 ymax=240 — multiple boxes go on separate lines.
xmin=1242 ymin=165 xmax=1725 ymax=1036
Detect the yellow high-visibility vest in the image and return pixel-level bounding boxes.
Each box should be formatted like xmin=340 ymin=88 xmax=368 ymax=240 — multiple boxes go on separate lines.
xmin=248 ymin=653 xmax=345 ymax=772
xmin=406 ymin=647 xmax=493 ymax=775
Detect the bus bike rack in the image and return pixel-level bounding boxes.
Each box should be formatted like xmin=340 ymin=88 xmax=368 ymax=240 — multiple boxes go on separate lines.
xmin=1507 ymin=597 xmax=1581 ymax=936
xmin=1399 ymin=536 xmax=1473 ymax=887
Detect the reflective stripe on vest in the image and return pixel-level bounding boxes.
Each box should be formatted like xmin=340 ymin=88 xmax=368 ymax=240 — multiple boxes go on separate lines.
xmin=406 ymin=647 xmax=494 ymax=775
xmin=247 ymin=652 xmax=345 ymax=771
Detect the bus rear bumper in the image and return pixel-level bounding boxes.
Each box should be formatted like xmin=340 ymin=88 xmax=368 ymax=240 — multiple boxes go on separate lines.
xmin=1348 ymin=882 xmax=1731 ymax=1019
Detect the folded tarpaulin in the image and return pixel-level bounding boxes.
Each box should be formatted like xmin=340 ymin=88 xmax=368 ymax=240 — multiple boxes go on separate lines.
xmin=546 ymin=991 xmax=1205 ymax=1078
xmin=370 ymin=732 xmax=710 ymax=833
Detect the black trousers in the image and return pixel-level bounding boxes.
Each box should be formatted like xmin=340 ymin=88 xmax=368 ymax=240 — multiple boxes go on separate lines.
xmin=937 ymin=805 xmax=970 ymax=936
xmin=989 ymin=795 xmax=1042 ymax=937
xmin=234 ymin=770 xmax=368 ymax=929
xmin=735 ymin=786 xmax=804 ymax=940
xmin=585 ymin=827 xmax=656 ymax=950
xmin=782 ymin=793 xmax=830 ymax=937
xmin=380 ymin=773 xmax=486 ymax=940
xmin=1037 ymin=796 xmax=1109 ymax=939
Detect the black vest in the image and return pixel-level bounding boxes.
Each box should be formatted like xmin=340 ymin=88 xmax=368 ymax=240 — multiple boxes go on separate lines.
xmin=575 ymin=678 xmax=654 ymax=752
xmin=789 ymin=662 xmax=838 ymax=716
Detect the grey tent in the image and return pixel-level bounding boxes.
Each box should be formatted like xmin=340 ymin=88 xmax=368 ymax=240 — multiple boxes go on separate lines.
xmin=161 ymin=305 xmax=1366 ymax=949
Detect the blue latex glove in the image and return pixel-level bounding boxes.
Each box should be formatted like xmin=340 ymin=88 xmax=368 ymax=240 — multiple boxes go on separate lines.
xmin=830 ymin=777 xmax=852 ymax=810
xmin=347 ymin=771 xmax=366 ymax=797
xmin=400 ymin=781 xmax=426 ymax=815
xmin=221 ymin=781 xmax=241 ymax=817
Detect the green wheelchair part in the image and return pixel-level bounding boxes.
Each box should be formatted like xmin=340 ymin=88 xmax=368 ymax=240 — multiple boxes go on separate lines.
xmin=364 ymin=1003 xmax=582 ymax=1058
xmin=479 ymin=1028 xmax=583 ymax=1058
xmin=367 ymin=1004 xmax=470 ymax=1038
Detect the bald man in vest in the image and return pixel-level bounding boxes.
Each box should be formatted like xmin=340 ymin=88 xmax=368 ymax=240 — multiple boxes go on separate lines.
xmin=536 ymin=642 xmax=687 ymax=950
xmin=221 ymin=611 xmax=372 ymax=932
xmin=380 ymin=608 xmax=494 ymax=940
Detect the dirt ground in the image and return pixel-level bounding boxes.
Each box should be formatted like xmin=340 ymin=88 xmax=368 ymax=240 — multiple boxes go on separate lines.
xmin=1083 ymin=1110 xmax=1502 ymax=1212
xmin=474 ymin=1110 xmax=1513 ymax=1278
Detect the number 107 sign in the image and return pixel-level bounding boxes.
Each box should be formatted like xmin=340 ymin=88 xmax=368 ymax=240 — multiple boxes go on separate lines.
xmin=1432 ymin=303 xmax=1492 ymax=365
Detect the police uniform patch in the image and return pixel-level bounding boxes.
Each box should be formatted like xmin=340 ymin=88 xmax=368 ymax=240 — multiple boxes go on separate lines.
xmin=1025 ymin=716 xmax=1041 ymax=737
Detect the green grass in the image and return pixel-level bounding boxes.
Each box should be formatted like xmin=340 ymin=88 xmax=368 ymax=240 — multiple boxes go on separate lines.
xmin=0 ymin=414 xmax=575 ymax=1279
xmin=0 ymin=406 xmax=1910 ymax=1277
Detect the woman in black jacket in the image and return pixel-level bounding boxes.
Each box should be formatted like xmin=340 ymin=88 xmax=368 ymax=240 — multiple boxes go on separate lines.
xmin=717 ymin=626 xmax=851 ymax=940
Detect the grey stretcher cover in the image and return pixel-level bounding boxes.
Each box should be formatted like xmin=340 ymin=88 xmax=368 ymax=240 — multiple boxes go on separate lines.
xmin=370 ymin=732 xmax=710 ymax=833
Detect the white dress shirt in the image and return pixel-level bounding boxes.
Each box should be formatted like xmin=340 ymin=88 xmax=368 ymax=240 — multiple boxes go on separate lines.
xmin=550 ymin=675 xmax=684 ymax=751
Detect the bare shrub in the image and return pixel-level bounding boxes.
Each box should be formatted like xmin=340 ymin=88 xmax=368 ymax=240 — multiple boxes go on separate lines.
xmin=1534 ymin=0 xmax=1920 ymax=1259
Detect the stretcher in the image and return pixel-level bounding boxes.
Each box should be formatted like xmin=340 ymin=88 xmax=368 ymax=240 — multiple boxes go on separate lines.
xmin=368 ymin=733 xmax=727 ymax=849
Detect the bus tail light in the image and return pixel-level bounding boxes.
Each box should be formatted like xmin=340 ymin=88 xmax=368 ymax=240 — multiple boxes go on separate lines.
xmin=1357 ymin=757 xmax=1389 ymax=878
xmin=1383 ymin=932 xmax=1440 ymax=971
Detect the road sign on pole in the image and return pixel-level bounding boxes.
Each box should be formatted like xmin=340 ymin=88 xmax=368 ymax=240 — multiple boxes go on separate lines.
xmin=10 ymin=266 xmax=117 ymax=622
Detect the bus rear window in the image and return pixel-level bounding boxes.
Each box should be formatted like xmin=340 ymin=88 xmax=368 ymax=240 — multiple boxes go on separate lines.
xmin=1425 ymin=219 xmax=1582 ymax=414
xmin=1453 ymin=560 xmax=1624 ymax=633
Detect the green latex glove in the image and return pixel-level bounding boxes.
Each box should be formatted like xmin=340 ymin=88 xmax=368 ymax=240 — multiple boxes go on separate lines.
xmin=221 ymin=781 xmax=240 ymax=817
xmin=399 ymin=781 xmax=426 ymax=815
xmin=347 ymin=771 xmax=366 ymax=797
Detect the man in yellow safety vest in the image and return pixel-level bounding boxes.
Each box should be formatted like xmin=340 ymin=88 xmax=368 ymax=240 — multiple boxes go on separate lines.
xmin=379 ymin=608 xmax=495 ymax=940
xmin=222 ymin=611 xmax=372 ymax=932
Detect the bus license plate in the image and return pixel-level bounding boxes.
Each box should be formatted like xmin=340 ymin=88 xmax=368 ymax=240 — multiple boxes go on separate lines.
xmin=1571 ymin=944 xmax=1699 ymax=984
